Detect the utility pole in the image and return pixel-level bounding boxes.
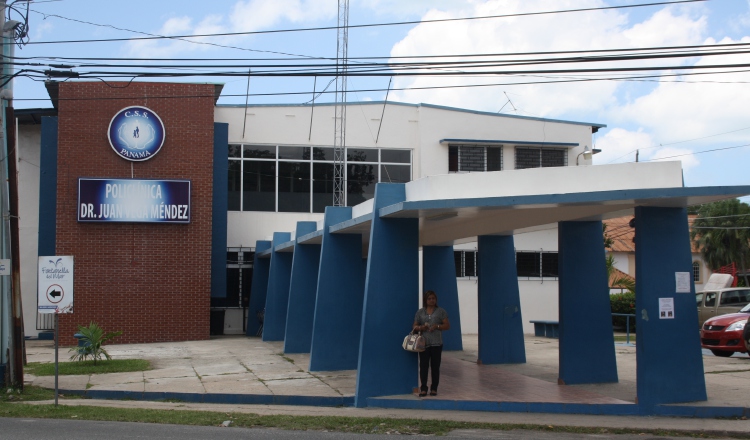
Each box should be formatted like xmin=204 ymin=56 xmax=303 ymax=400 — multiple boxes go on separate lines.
xmin=332 ymin=0 xmax=349 ymax=207
xmin=0 ymin=0 xmax=25 ymax=389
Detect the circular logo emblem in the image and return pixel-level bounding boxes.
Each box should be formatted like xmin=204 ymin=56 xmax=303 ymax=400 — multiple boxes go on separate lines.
xmin=108 ymin=106 xmax=165 ymax=161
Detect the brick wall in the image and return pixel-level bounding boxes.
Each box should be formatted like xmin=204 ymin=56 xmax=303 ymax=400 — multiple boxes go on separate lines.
xmin=55 ymin=82 xmax=215 ymax=344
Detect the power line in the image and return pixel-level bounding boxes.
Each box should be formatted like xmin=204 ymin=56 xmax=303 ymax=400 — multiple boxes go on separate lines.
xmin=9 ymin=68 xmax=750 ymax=103
xmin=24 ymin=0 xmax=706 ymax=46
xmin=606 ymin=126 xmax=750 ymax=164
xmin=640 ymin=143 xmax=750 ymax=162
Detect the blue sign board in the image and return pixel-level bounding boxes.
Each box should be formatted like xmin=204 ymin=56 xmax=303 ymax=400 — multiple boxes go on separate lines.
xmin=108 ymin=106 xmax=166 ymax=161
xmin=78 ymin=178 xmax=190 ymax=223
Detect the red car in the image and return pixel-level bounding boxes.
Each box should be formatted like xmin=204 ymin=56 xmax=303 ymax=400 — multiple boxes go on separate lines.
xmin=701 ymin=303 xmax=750 ymax=357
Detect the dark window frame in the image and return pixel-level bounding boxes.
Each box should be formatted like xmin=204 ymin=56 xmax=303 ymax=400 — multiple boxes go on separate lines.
xmin=448 ymin=144 xmax=503 ymax=173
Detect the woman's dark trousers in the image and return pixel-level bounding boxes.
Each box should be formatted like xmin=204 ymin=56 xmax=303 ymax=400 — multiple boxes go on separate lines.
xmin=419 ymin=345 xmax=443 ymax=392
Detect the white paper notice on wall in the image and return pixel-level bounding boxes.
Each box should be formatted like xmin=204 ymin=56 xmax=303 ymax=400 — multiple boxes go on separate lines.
xmin=659 ymin=297 xmax=675 ymax=319
xmin=675 ymin=272 xmax=691 ymax=293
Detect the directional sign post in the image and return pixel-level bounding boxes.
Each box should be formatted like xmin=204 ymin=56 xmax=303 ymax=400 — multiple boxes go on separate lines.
xmin=38 ymin=256 xmax=74 ymax=407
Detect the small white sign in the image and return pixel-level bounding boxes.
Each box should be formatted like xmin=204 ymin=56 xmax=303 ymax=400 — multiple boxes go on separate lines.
xmin=0 ymin=259 xmax=10 ymax=276
xmin=659 ymin=297 xmax=675 ymax=319
xmin=38 ymin=256 xmax=74 ymax=314
xmin=675 ymin=272 xmax=691 ymax=293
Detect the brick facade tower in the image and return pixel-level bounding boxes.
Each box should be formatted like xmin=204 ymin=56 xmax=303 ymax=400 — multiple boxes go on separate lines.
xmin=53 ymin=82 xmax=217 ymax=344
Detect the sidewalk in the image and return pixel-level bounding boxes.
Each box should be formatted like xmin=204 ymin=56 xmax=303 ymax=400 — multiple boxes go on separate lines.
xmin=21 ymin=335 xmax=750 ymax=434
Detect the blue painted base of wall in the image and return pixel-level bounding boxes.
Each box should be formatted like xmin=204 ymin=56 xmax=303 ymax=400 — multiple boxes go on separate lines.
xmin=365 ymin=397 xmax=750 ymax=418
xmin=37 ymin=332 xmax=55 ymax=341
xmin=59 ymin=389 xmax=354 ymax=407
xmin=45 ymin=387 xmax=750 ymax=418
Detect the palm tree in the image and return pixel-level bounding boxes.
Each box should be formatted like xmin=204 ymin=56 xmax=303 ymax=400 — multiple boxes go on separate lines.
xmin=605 ymin=254 xmax=635 ymax=293
xmin=690 ymin=199 xmax=750 ymax=287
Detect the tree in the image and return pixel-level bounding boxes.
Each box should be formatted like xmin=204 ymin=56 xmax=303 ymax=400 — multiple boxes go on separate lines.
xmin=690 ymin=199 xmax=750 ymax=287
xmin=606 ymin=254 xmax=635 ymax=293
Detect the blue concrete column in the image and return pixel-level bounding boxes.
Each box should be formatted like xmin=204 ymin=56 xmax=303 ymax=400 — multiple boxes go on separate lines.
xmin=284 ymin=222 xmax=322 ymax=354
xmin=558 ymin=221 xmax=618 ymax=385
xmin=422 ymin=246 xmax=463 ymax=351
xmin=262 ymin=232 xmax=293 ymax=342
xmin=477 ymin=235 xmax=526 ymax=364
xmin=309 ymin=207 xmax=366 ymax=371
xmin=246 ymin=240 xmax=271 ymax=336
xmin=635 ymin=207 xmax=706 ymax=406
xmin=355 ymin=184 xmax=419 ymax=407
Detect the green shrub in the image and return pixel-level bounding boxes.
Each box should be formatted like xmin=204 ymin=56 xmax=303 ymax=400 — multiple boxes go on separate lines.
xmin=610 ymin=291 xmax=636 ymax=332
xmin=68 ymin=322 xmax=122 ymax=365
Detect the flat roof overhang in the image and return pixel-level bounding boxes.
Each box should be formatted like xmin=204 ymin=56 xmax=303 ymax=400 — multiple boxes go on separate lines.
xmin=380 ymin=186 xmax=750 ymax=246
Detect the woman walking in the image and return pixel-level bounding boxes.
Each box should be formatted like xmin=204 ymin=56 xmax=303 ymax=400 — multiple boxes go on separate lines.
xmin=412 ymin=290 xmax=450 ymax=397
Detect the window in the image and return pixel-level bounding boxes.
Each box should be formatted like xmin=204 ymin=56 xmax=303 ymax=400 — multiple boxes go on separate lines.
xmin=515 ymin=147 xmax=567 ymax=169
xmin=229 ymin=145 xmax=411 ymax=212
xmin=454 ymin=250 xmax=477 ymax=277
xmin=213 ymin=249 xmax=254 ymax=308
xmin=704 ymin=292 xmax=717 ymax=307
xmin=719 ymin=289 xmax=750 ymax=307
xmin=448 ymin=145 xmax=502 ymax=172
xmin=453 ymin=250 xmax=558 ymax=279
xmin=692 ymin=261 xmax=701 ymax=283
xmin=517 ymin=251 xmax=559 ymax=279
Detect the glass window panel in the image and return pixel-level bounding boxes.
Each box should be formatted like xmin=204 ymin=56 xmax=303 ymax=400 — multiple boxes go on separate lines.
xmin=465 ymin=251 xmax=477 ymax=277
xmin=454 ymin=251 xmax=463 ymax=277
xmin=279 ymin=146 xmax=309 ymax=160
xmin=704 ymin=292 xmax=717 ymax=307
xmin=515 ymin=148 xmax=540 ymax=169
xmin=243 ymin=161 xmax=276 ymax=212
xmin=487 ymin=147 xmax=502 ymax=171
xmin=229 ymin=144 xmax=242 ymax=158
xmin=541 ymin=253 xmax=559 ymax=277
xmin=347 ymin=163 xmax=377 ymax=206
xmin=541 ymin=148 xmax=566 ymax=167
xmin=459 ymin=146 xmax=485 ymax=172
xmin=695 ymin=292 xmax=704 ymax=306
xmin=347 ymin=148 xmax=378 ymax=162
xmin=692 ymin=261 xmax=701 ymax=282
xmin=380 ymin=164 xmax=411 ymax=183
xmin=227 ymin=252 xmax=239 ymax=264
xmin=228 ymin=160 xmax=241 ymax=211
xmin=241 ymin=267 xmax=253 ymax=307
xmin=449 ymin=146 xmax=458 ymax=172
xmin=381 ymin=149 xmax=411 ymax=163
xmin=243 ymin=145 xmax=276 ymax=159
xmin=313 ymin=163 xmax=334 ymax=213
xmin=516 ymin=252 xmax=541 ymax=277
xmin=278 ymin=161 xmax=311 ymax=213
xmin=312 ymin=147 xmax=334 ymax=161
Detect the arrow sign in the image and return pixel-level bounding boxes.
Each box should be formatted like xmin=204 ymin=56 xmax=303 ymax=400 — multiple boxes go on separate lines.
xmin=50 ymin=289 xmax=61 ymax=298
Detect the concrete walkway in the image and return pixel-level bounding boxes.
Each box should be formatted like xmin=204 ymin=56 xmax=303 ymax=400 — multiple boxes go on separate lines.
xmin=21 ymin=335 xmax=750 ymax=434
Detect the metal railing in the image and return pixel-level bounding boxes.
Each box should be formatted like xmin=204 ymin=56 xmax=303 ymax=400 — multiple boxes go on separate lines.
xmin=612 ymin=313 xmax=635 ymax=345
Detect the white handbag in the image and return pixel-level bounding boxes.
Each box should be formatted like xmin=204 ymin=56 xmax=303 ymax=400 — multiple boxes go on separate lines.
xmin=402 ymin=331 xmax=425 ymax=352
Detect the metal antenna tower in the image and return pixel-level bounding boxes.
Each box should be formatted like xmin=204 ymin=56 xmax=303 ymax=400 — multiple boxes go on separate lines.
xmin=333 ymin=0 xmax=349 ymax=207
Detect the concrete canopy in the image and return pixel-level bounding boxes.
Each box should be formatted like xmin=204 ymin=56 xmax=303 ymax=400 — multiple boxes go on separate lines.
xmin=317 ymin=161 xmax=750 ymax=246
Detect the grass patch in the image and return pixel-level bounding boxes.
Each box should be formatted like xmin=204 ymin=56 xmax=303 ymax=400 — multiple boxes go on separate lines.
xmin=613 ymin=335 xmax=636 ymax=343
xmin=0 ymin=402 xmax=748 ymax=438
xmin=0 ymin=385 xmax=80 ymax=403
xmin=25 ymin=359 xmax=150 ymax=376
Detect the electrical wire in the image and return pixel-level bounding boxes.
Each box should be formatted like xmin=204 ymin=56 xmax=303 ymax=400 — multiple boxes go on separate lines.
xmin=24 ymin=0 xmax=707 ymax=46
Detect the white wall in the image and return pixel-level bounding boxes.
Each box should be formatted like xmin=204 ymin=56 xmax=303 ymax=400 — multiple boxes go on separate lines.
xmin=18 ymin=124 xmax=41 ymax=337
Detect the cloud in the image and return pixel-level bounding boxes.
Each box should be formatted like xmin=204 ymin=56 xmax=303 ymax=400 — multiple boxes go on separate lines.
xmin=33 ymin=20 xmax=54 ymax=39
xmin=594 ymin=128 xmax=700 ymax=172
xmin=594 ymin=127 xmax=654 ymax=165
xmin=386 ymin=0 xmax=707 ymax=118
xmin=125 ymin=0 xmax=336 ymax=57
